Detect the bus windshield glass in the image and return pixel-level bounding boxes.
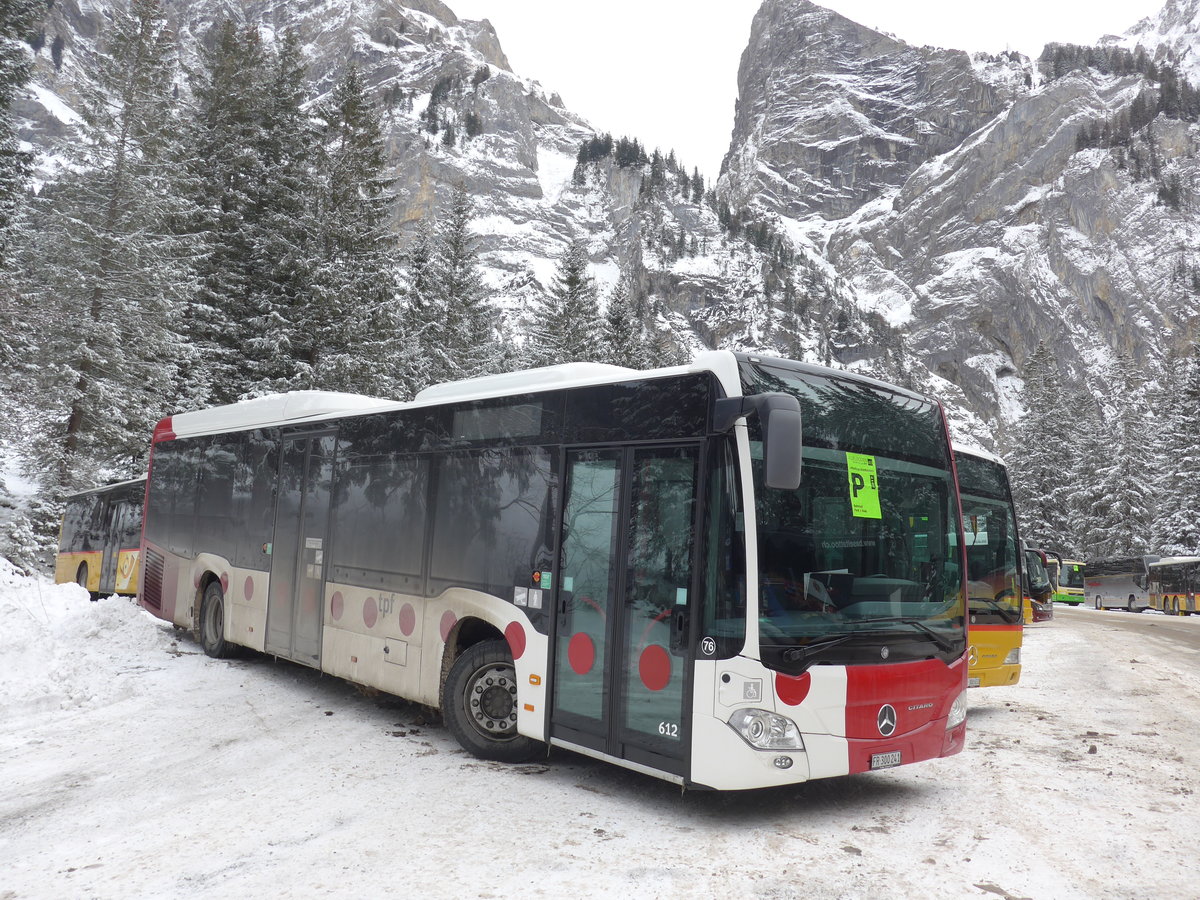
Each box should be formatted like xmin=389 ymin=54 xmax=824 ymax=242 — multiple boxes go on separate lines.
xmin=1059 ymin=562 xmax=1085 ymax=589
xmin=954 ymin=453 xmax=1022 ymax=625
xmin=1025 ymin=550 xmax=1051 ymax=595
xmin=742 ymin=359 xmax=965 ymax=673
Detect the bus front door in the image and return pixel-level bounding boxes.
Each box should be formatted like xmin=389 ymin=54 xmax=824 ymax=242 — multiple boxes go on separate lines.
xmin=551 ymin=445 xmax=700 ymax=779
xmin=266 ymin=432 xmax=336 ymax=667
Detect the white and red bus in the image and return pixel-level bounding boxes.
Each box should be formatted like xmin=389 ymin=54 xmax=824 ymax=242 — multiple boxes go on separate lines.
xmin=139 ymin=351 xmax=968 ymax=790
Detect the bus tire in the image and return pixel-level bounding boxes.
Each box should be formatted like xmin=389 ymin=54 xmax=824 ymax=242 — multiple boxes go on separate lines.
xmin=75 ymin=562 xmax=98 ymax=601
xmin=441 ymin=639 xmax=542 ymax=763
xmin=200 ymin=581 xmax=236 ymax=659
xmin=1094 ymin=595 xmax=1103 ymax=610
xmin=1128 ymin=595 xmax=1141 ymax=613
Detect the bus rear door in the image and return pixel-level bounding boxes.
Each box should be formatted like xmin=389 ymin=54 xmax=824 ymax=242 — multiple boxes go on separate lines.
xmin=266 ymin=431 xmax=335 ymax=667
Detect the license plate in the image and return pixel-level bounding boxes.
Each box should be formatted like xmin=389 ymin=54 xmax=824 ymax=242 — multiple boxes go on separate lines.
xmin=968 ymin=677 xmax=981 ymax=688
xmin=871 ymin=751 xmax=902 ymax=770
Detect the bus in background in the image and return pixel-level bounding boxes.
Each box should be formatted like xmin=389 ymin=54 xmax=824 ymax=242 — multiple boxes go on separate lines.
xmin=1147 ymin=557 xmax=1200 ymax=615
xmin=139 ymin=351 xmax=969 ymax=791
xmin=1044 ymin=552 xmax=1060 ymax=598
xmin=55 ymin=478 xmax=146 ymax=598
xmin=1051 ymin=556 xmax=1086 ymax=605
xmin=1087 ymin=556 xmax=1156 ymax=612
xmin=953 ymin=445 xmax=1023 ymax=688
xmin=1022 ymin=544 xmax=1054 ymax=623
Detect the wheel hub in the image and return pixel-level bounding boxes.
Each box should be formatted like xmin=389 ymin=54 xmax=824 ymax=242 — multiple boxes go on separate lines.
xmin=468 ymin=663 xmax=518 ymax=739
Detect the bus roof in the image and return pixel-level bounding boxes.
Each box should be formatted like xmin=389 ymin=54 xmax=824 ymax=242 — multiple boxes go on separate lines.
xmin=1149 ymin=556 xmax=1200 ymax=568
xmin=154 ymin=351 xmax=941 ymax=443
xmin=157 ymin=353 xmax=740 ymax=441
xmin=63 ymin=477 xmax=147 ymax=499
xmin=951 ymin=443 xmax=1007 ymax=468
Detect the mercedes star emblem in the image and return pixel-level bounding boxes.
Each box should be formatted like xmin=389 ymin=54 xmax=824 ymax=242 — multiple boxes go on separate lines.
xmin=877 ymin=704 xmax=897 ymax=737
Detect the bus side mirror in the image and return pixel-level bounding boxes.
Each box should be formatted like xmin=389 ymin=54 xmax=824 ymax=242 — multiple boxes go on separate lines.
xmin=713 ymin=393 xmax=802 ymax=490
xmin=761 ymin=396 xmax=802 ymax=490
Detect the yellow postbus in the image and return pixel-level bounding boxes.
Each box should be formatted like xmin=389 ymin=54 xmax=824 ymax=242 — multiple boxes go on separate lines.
xmin=54 ymin=478 xmax=146 ymax=598
xmin=1147 ymin=557 xmax=1200 ymax=615
xmin=953 ymin=446 xmax=1023 ymax=687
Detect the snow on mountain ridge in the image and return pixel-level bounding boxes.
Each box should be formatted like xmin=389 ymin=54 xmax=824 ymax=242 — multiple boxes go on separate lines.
xmin=1103 ymin=0 xmax=1200 ymax=83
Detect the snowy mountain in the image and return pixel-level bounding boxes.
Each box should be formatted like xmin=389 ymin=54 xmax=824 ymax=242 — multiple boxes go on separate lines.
xmin=1104 ymin=0 xmax=1200 ymax=83
xmin=12 ymin=0 xmax=1200 ymax=443
xmin=717 ymin=0 xmax=1200 ymax=430
xmin=12 ymin=0 xmax=902 ymax=386
xmin=717 ymin=0 xmax=1026 ymax=222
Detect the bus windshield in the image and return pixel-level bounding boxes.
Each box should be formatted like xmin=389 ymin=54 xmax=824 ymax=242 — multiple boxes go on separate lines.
xmin=954 ymin=454 xmax=1022 ymax=625
xmin=742 ymin=359 xmax=965 ymax=673
xmin=1024 ymin=550 xmax=1051 ymax=595
xmin=1059 ymin=562 xmax=1085 ymax=589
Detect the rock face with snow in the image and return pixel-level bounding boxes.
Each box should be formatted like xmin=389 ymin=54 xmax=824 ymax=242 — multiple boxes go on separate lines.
xmin=718 ymin=0 xmax=1200 ymax=427
xmin=719 ymin=0 xmax=1025 ymax=221
xmin=1105 ymin=0 xmax=1200 ymax=84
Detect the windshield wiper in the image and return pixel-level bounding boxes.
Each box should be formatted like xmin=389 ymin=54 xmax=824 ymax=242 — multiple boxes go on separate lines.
xmin=868 ymin=617 xmax=957 ymax=652
xmin=778 ymin=633 xmax=858 ymax=664
xmin=970 ymin=596 xmax=1022 ymax=624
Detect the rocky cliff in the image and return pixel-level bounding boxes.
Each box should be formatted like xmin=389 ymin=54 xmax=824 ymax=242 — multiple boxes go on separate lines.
xmin=718 ymin=0 xmax=1200 ymax=433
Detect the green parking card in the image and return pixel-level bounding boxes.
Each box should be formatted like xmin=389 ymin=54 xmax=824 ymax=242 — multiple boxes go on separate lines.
xmin=846 ymin=452 xmax=882 ymax=519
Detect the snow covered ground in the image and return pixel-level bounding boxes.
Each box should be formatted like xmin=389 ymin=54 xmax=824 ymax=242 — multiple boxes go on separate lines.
xmin=2 ymin=563 xmax=1198 ymax=900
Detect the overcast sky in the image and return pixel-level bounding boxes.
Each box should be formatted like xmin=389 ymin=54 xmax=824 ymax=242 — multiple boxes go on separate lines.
xmin=446 ymin=0 xmax=1168 ymax=179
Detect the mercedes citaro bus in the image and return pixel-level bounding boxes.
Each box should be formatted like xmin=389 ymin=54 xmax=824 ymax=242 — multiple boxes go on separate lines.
xmin=138 ymin=351 xmax=968 ymax=790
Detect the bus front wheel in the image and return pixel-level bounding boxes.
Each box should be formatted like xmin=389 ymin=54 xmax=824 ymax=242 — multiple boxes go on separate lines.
xmin=200 ymin=581 xmax=235 ymax=659
xmin=442 ymin=639 xmax=543 ymax=763
xmin=1094 ymin=594 xmax=1103 ymax=610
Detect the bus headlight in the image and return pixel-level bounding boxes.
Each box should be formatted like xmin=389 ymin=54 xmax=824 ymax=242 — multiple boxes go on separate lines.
xmin=727 ymin=708 xmax=804 ymax=750
xmin=947 ymin=692 xmax=967 ymax=730
xmin=1003 ymin=648 xmax=1021 ymax=666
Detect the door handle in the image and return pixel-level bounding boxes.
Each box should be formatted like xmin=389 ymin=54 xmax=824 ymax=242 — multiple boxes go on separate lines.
xmin=670 ymin=605 xmax=688 ymax=654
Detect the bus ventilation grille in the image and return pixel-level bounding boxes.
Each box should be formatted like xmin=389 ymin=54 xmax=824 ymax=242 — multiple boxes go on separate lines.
xmin=143 ymin=548 xmax=164 ymax=611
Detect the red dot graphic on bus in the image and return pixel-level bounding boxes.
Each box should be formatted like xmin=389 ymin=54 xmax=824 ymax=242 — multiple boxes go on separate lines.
xmin=568 ymin=632 xmax=595 ymax=675
xmin=330 ymin=591 xmax=344 ymax=622
xmin=398 ymin=603 xmax=415 ymax=636
xmin=220 ymin=573 xmax=229 ymax=594
xmin=775 ymin=671 xmax=812 ymax=707
xmin=639 ymin=644 xmax=671 ymax=692
xmin=244 ymin=576 xmax=254 ymax=603
xmin=440 ymin=610 xmax=457 ymax=642
xmin=363 ymin=596 xmax=378 ymax=629
xmin=505 ymin=621 xmax=526 ymax=660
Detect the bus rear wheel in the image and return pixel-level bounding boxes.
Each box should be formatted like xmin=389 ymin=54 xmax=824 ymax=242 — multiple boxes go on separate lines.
xmin=200 ymin=581 xmax=236 ymax=659
xmin=442 ymin=639 xmax=542 ymax=763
